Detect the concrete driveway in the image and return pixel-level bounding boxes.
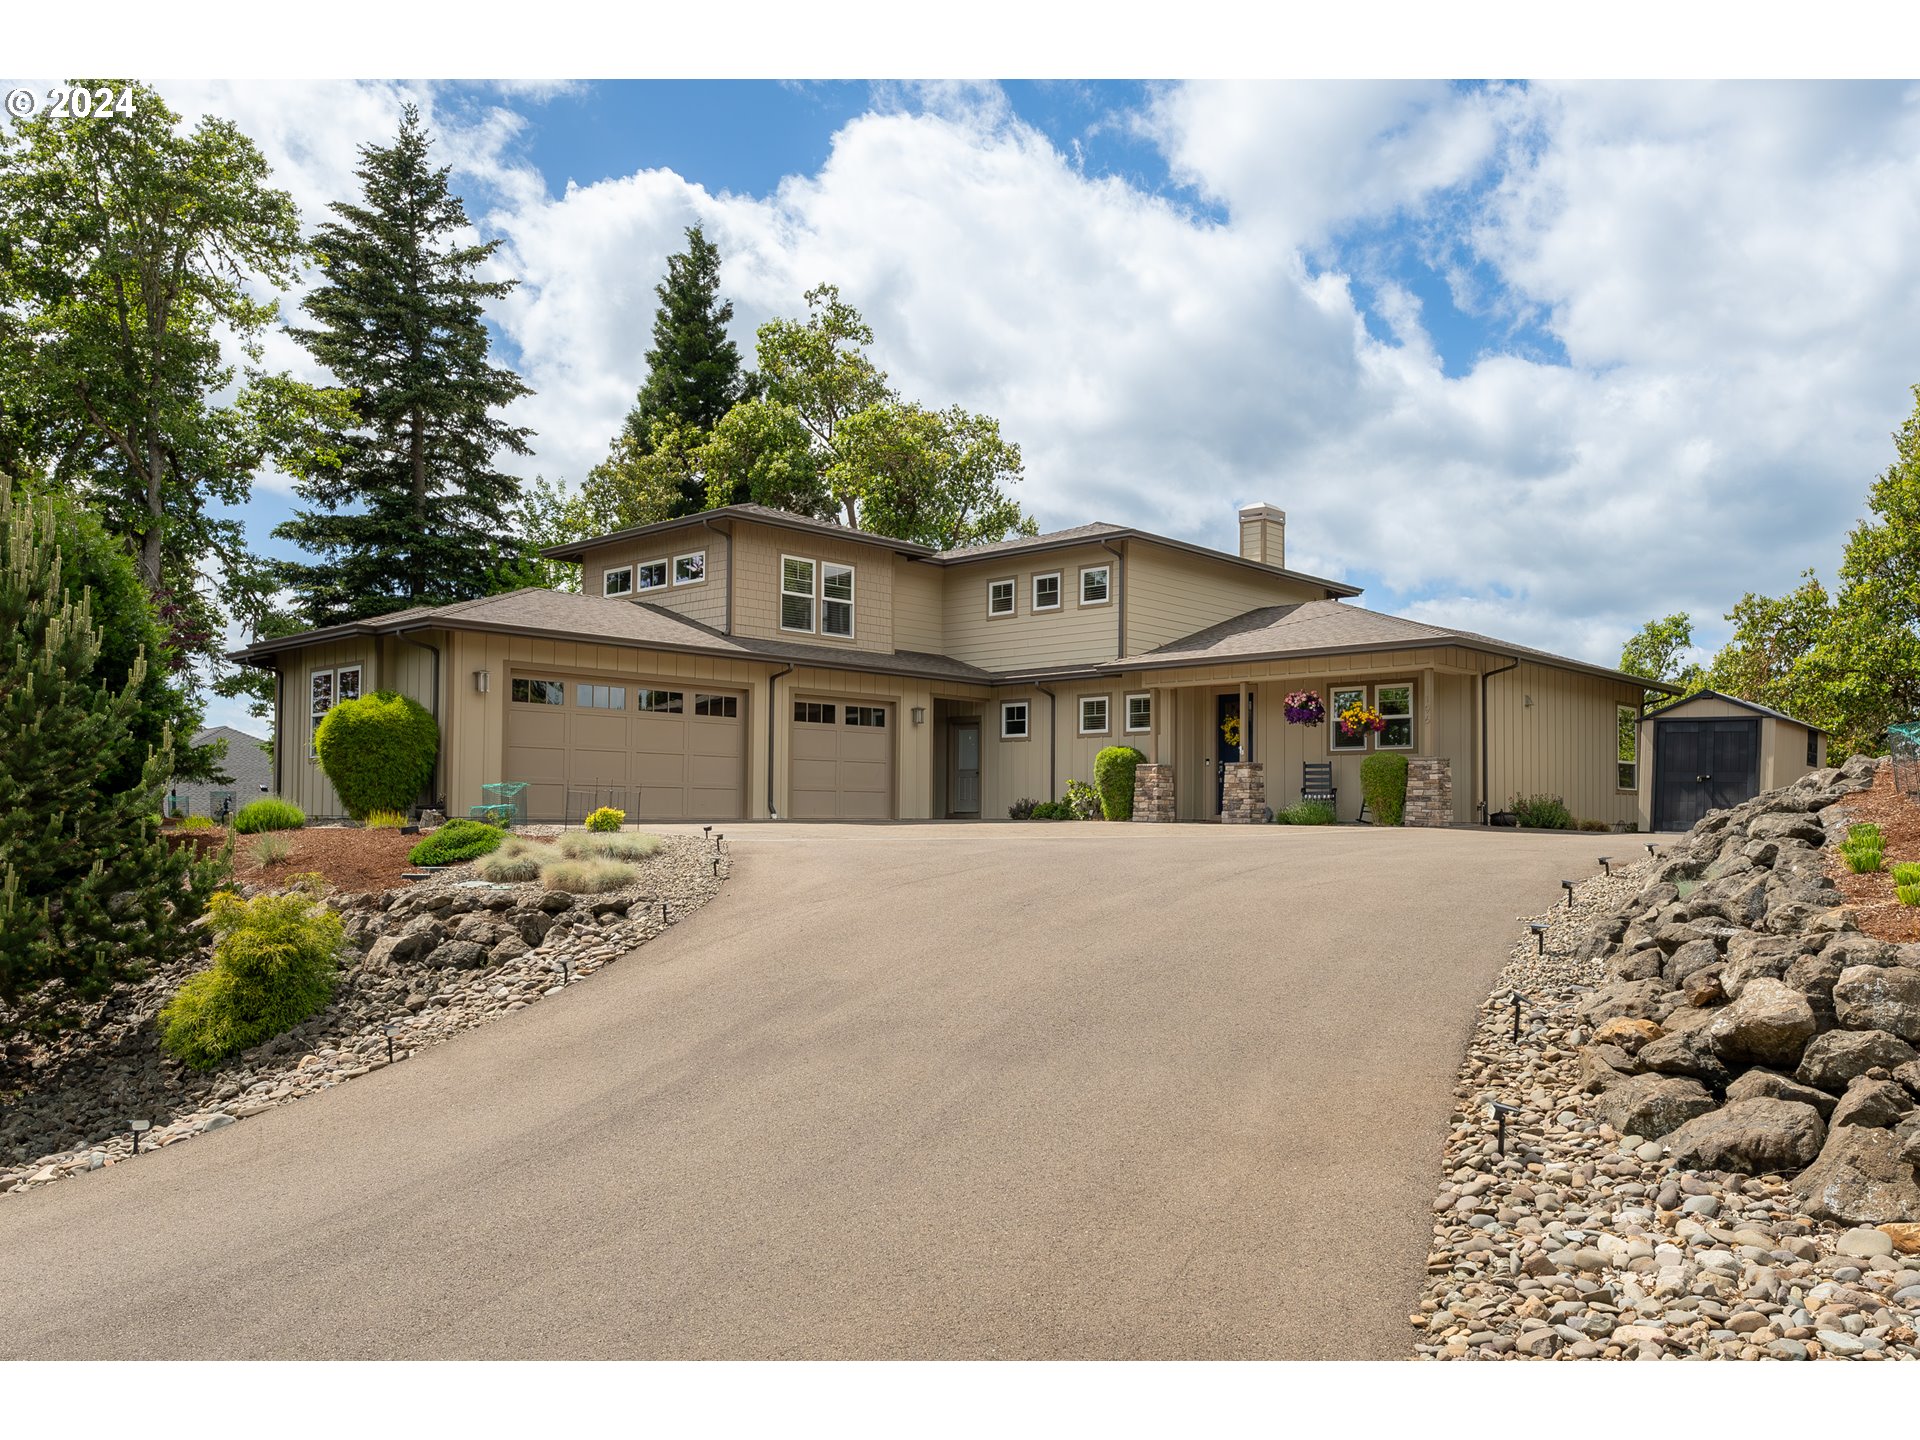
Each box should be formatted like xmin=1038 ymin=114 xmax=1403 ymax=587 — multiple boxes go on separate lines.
xmin=0 ymin=822 xmax=1621 ymax=1359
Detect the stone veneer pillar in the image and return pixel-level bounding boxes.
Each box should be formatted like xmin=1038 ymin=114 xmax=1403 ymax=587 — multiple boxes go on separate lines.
xmin=1220 ymin=761 xmax=1265 ymax=824
xmin=1404 ymin=756 xmax=1453 ymax=827
xmin=1131 ymin=763 xmax=1176 ymax=822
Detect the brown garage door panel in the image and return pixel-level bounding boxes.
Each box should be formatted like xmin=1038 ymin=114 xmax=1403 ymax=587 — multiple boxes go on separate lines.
xmin=787 ymin=703 xmax=894 ymax=820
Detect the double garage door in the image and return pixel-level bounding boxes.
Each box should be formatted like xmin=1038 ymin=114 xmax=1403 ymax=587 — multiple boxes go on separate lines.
xmin=790 ymin=698 xmax=894 ymax=820
xmin=506 ymin=672 xmax=746 ymax=823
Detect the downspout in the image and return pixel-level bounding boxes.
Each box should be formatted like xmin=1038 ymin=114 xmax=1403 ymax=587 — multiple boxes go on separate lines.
xmin=272 ymin=665 xmax=284 ymax=798
xmin=767 ymin=663 xmax=794 ymax=818
xmin=1101 ymin=538 xmax=1127 ymax=660
xmin=395 ymin=629 xmax=444 ymax=809
xmin=701 ymin=517 xmax=732 ymax=635
xmin=1036 ymin=681 xmax=1059 ymax=800
xmin=1480 ymin=655 xmax=1521 ymax=825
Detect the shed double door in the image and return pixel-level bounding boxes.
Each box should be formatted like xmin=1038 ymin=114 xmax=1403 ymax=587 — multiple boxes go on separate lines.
xmin=1653 ymin=718 xmax=1759 ymax=832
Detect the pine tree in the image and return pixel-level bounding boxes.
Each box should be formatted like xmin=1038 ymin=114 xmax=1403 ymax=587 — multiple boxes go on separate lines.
xmin=0 ymin=486 xmax=228 ymax=1043
xmin=617 ymin=224 xmax=746 ymax=515
xmin=275 ymin=106 xmax=533 ymax=625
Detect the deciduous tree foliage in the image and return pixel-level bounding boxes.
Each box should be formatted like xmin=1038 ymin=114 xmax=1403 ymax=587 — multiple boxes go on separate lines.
xmin=1619 ymin=612 xmax=1706 ymax=705
xmin=275 ymin=106 xmax=532 ymax=625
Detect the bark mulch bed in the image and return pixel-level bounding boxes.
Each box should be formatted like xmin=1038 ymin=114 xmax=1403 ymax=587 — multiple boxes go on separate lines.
xmin=1827 ymin=760 xmax=1920 ymax=942
xmin=206 ymin=825 xmax=423 ymax=894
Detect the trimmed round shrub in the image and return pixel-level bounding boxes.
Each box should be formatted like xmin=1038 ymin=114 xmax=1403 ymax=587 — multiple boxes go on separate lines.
xmin=233 ymin=797 xmax=306 ymax=833
xmin=557 ymin=829 xmax=662 ymax=862
xmin=1093 ymin=745 xmax=1146 ymax=821
xmin=314 ymin=689 xmax=438 ymax=822
xmin=1360 ymin=752 xmax=1409 ymax=827
xmin=584 ymin=806 xmax=625 ymax=833
xmin=408 ymin=818 xmax=505 ymax=867
xmin=159 ymin=891 xmax=343 ymax=1070
xmin=539 ymin=856 xmax=638 ymax=893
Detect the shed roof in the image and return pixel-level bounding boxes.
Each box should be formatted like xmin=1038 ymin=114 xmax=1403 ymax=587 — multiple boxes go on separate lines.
xmin=1643 ymin=688 xmax=1827 ymax=732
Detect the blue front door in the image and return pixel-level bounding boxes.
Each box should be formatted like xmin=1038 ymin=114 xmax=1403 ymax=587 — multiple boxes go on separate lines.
xmin=1215 ymin=693 xmax=1250 ymax=812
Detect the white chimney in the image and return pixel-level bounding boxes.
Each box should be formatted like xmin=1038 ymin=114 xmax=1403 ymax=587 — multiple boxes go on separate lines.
xmin=1238 ymin=503 xmax=1286 ymax=567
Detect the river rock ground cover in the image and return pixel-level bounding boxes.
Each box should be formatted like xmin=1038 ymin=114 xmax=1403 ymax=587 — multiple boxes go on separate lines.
xmin=0 ymin=831 xmax=727 ymax=1198
xmin=1416 ymin=755 xmax=1920 ymax=1361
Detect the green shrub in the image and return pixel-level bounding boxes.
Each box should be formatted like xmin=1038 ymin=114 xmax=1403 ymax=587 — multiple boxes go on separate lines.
xmin=475 ymin=839 xmax=547 ymax=883
xmin=177 ymin=814 xmax=216 ymax=831
xmin=1276 ymin=800 xmax=1337 ymax=825
xmin=1578 ymin=819 xmax=1612 ymax=833
xmin=1843 ymin=843 xmax=1886 ymax=874
xmin=233 ymin=797 xmax=305 ymax=833
xmin=584 ymin=805 xmax=625 ymax=833
xmin=1359 ymin=753 xmax=1409 ymax=827
xmin=1008 ymin=797 xmax=1040 ymax=820
xmin=363 ymin=808 xmax=408 ymax=830
xmin=408 ymin=818 xmax=505 ymax=866
xmin=1030 ymin=800 xmax=1068 ymax=820
xmin=1847 ymin=822 xmax=1883 ymax=843
xmin=251 ymin=833 xmax=292 ymax=868
xmin=313 ymin=689 xmax=438 ymax=822
xmin=158 ymin=891 xmax=343 ymax=1070
xmin=557 ymin=830 xmax=662 ymax=862
xmin=539 ymin=857 xmax=638 ymax=893
xmin=1063 ymin=779 xmax=1102 ymax=820
xmin=1509 ymin=793 xmax=1575 ymax=830
xmin=1891 ymin=862 xmax=1920 ymax=886
xmin=1093 ymin=746 xmax=1146 ymax=821
xmin=1898 ymin=883 xmax=1920 ymax=907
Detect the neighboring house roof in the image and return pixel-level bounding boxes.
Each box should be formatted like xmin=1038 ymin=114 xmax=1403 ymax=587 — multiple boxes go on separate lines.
xmin=1643 ymin=688 xmax=1826 ymax=732
xmin=172 ymin=726 xmax=272 ymax=802
xmin=1110 ymin=600 xmax=1681 ymax=693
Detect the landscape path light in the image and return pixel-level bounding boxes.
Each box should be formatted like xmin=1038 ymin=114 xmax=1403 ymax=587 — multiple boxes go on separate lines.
xmin=130 ymin=1118 xmax=151 ymax=1155
xmin=1510 ymin=991 xmax=1525 ymax=1044
xmin=1646 ymin=842 xmax=1657 ymax=859
xmin=1598 ymin=855 xmax=1613 ymax=877
xmin=385 ymin=1023 xmax=401 ymax=1065
xmin=1487 ymin=1100 xmax=1520 ymax=1157
xmin=1561 ymin=879 xmax=1576 ymax=907
xmin=553 ymin=956 xmax=570 ymax=985
xmin=1529 ymin=921 xmax=1548 ymax=956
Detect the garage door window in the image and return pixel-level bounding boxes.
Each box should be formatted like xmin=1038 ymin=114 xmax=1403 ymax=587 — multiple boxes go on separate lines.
xmin=638 ymin=689 xmax=684 ymax=713
xmin=782 ymin=556 xmax=816 ymax=632
xmin=580 ymin=684 xmax=626 ymax=710
xmin=695 ymin=694 xmax=738 ymax=718
xmin=512 ymin=677 xmax=565 ymax=705
xmin=795 ymin=701 xmax=835 ymax=723
xmin=845 ymin=705 xmax=886 ymax=727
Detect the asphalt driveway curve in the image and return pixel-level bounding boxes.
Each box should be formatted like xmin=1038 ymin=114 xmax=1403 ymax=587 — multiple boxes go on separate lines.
xmin=0 ymin=821 xmax=1623 ymax=1360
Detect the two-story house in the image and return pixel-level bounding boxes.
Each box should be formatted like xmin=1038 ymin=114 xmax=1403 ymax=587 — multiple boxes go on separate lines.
xmin=231 ymin=501 xmax=1675 ymax=826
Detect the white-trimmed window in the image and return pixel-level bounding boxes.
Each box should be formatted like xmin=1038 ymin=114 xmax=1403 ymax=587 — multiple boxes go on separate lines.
xmin=822 ymin=562 xmax=854 ymax=638
xmin=511 ymin=677 xmax=565 ymax=705
xmin=603 ymin=565 xmax=633 ymax=597
xmin=988 ymin=578 xmax=1016 ymax=618
xmin=579 ymin=684 xmax=626 ymax=710
xmin=1079 ymin=694 xmax=1110 ymax=736
xmin=1032 ymin=572 xmax=1062 ymax=611
xmin=636 ymin=559 xmax=668 ymax=590
xmin=781 ymin=555 xmax=816 ymax=633
xmin=1125 ymin=692 xmax=1153 ymax=733
xmin=1618 ymin=705 xmax=1639 ymax=791
xmin=1375 ymin=681 xmax=1415 ymax=751
xmin=1001 ymin=701 xmax=1030 ymax=739
xmin=1079 ymin=565 xmax=1111 ymax=606
xmin=1329 ymin=684 xmax=1368 ymax=752
xmin=673 ymin=550 xmax=706 ymax=586
xmin=309 ymin=664 xmax=362 ymax=757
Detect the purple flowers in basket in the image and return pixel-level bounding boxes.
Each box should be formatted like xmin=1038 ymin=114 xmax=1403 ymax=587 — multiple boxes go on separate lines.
xmin=1284 ymin=689 xmax=1326 ymax=726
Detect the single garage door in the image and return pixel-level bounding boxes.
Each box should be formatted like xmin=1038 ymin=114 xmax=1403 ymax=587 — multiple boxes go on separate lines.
xmin=790 ymin=699 xmax=893 ymax=820
xmin=506 ymin=673 xmax=745 ymax=823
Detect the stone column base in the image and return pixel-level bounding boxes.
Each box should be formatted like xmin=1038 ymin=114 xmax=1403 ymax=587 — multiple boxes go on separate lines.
xmin=1221 ymin=761 xmax=1266 ymax=824
xmin=1405 ymin=756 xmax=1453 ymax=827
xmin=1132 ymin=763 xmax=1175 ymax=822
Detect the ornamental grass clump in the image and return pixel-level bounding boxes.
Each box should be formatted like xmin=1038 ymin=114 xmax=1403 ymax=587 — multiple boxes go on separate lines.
xmin=1275 ymin=800 xmax=1337 ymax=825
xmin=251 ymin=833 xmax=292 ymax=868
xmin=233 ymin=797 xmax=305 ymax=833
xmin=177 ymin=814 xmax=215 ymax=831
xmin=1359 ymin=752 xmax=1409 ymax=827
xmin=539 ymin=856 xmax=638 ymax=894
xmin=475 ymin=836 xmax=549 ymax=883
xmin=1898 ymin=883 xmax=1920 ymax=908
xmin=557 ymin=829 xmax=662 ymax=862
xmin=1093 ymin=745 xmax=1145 ymax=821
xmin=363 ymin=808 xmax=408 ymax=830
xmin=159 ymin=891 xmax=343 ymax=1070
xmin=584 ymin=806 xmax=625 ymax=833
xmin=407 ymin=818 xmax=505 ymax=866
xmin=1891 ymin=862 xmax=1920 ymax=886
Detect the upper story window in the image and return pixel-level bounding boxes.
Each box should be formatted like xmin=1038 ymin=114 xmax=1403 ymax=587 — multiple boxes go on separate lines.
xmin=822 ymin=563 xmax=854 ymax=638
xmin=1079 ymin=565 xmax=1111 ymax=606
xmin=988 ymin=578 xmax=1016 ymax=618
xmin=603 ymin=566 xmax=633 ymax=597
xmin=1032 ymin=572 xmax=1061 ymax=611
xmin=782 ymin=556 xmax=816 ymax=633
xmin=674 ymin=551 xmax=706 ymax=585
xmin=637 ymin=559 xmax=668 ymax=590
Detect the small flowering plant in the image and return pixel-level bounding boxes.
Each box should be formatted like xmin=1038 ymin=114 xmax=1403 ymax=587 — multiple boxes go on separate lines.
xmin=1337 ymin=700 xmax=1386 ymax=739
xmin=1283 ymin=690 xmax=1326 ymax=726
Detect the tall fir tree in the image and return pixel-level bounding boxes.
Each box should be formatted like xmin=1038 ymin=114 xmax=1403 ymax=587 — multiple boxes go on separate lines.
xmin=616 ymin=224 xmax=746 ymax=515
xmin=275 ymin=106 xmax=532 ymax=625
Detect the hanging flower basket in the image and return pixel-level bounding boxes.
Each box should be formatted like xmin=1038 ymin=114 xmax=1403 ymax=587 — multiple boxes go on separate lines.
xmin=1283 ymin=690 xmax=1326 ymax=726
xmin=1337 ymin=700 xmax=1386 ymax=739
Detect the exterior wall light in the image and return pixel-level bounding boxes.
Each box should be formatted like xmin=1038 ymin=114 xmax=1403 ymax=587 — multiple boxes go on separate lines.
xmin=911 ymin=707 xmax=927 ymax=725
xmin=474 ymin=669 xmax=490 ymax=693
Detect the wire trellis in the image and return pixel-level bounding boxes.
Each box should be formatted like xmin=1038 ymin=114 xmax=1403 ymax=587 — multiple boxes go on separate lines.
xmin=1890 ymin=722 xmax=1920 ymax=798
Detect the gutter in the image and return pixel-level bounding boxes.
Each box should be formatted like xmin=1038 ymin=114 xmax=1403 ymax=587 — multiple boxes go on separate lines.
xmin=394 ymin=629 xmax=444 ymax=808
xmin=701 ymin=516 xmax=732 ymax=635
xmin=766 ymin=663 xmax=794 ymax=818
xmin=1036 ymin=681 xmax=1059 ymax=800
xmin=1480 ymin=656 xmax=1521 ymax=824
xmin=1101 ymin=537 xmax=1127 ymax=660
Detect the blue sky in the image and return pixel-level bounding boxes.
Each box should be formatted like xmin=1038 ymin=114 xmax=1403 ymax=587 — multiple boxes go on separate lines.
xmin=136 ymin=78 xmax=1920 ymax=732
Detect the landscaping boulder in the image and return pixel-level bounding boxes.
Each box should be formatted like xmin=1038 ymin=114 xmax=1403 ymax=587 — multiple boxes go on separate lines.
xmin=1664 ymin=939 xmax=1725 ymax=988
xmin=1606 ymin=948 xmax=1666 ymax=982
xmin=1830 ymin=1075 xmax=1916 ymax=1130
xmin=1682 ymin=968 xmax=1726 ymax=1007
xmin=453 ymin=914 xmax=499 ymax=947
xmin=512 ymin=909 xmax=554 ymax=947
xmin=1592 ymin=1017 xmax=1663 ymax=1054
xmin=537 ymin=891 xmax=576 ymax=914
xmin=1895 ymin=1060 xmax=1920 ymax=1101
xmin=364 ymin=929 xmax=436 ymax=969
xmin=1688 ymin=873 xmax=1771 ymax=930
xmin=1746 ymin=812 xmax=1828 ymax=846
xmin=1726 ymin=1068 xmax=1839 ymax=1118
xmin=1661 ymin=1098 xmax=1827 ymax=1176
xmin=1789 ymin=1124 xmax=1920 ymax=1225
xmin=1577 ymin=981 xmax=1666 ymax=1027
xmin=1636 ymin=1028 xmax=1732 ymax=1088
xmin=1706 ymin=978 xmax=1817 ymax=1070
xmin=1601 ymin=1073 xmax=1717 ymax=1139
xmin=1720 ymin=935 xmax=1802 ymax=998
xmin=1579 ymin=1044 xmax=1637 ymax=1094
xmin=1798 ymin=1030 xmax=1920 ymax=1093
xmin=425 ymin=940 xmax=489 ymax=970
xmin=490 ymin=933 xmax=530 ymax=964
xmin=1833 ymin=966 xmax=1920 ymax=1044
xmin=1784 ymin=952 xmax=1849 ymax=1029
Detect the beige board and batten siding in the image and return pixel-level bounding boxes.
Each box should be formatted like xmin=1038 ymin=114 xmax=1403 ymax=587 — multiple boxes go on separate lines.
xmin=1633 ymin=696 xmax=1825 ymax=832
xmin=1486 ymin=661 xmax=1643 ymax=829
xmin=940 ymin=542 xmax=1121 ymax=671
xmin=977 ymin=674 xmax=1169 ymax=820
xmin=1124 ymin=541 xmax=1330 ymax=653
xmin=729 ymin=522 xmax=895 ymax=655
xmin=576 ymin=522 xmax=729 ymax=631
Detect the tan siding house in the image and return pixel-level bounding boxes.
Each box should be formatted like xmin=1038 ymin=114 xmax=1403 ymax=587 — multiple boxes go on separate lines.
xmin=236 ymin=500 xmax=1676 ymax=829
